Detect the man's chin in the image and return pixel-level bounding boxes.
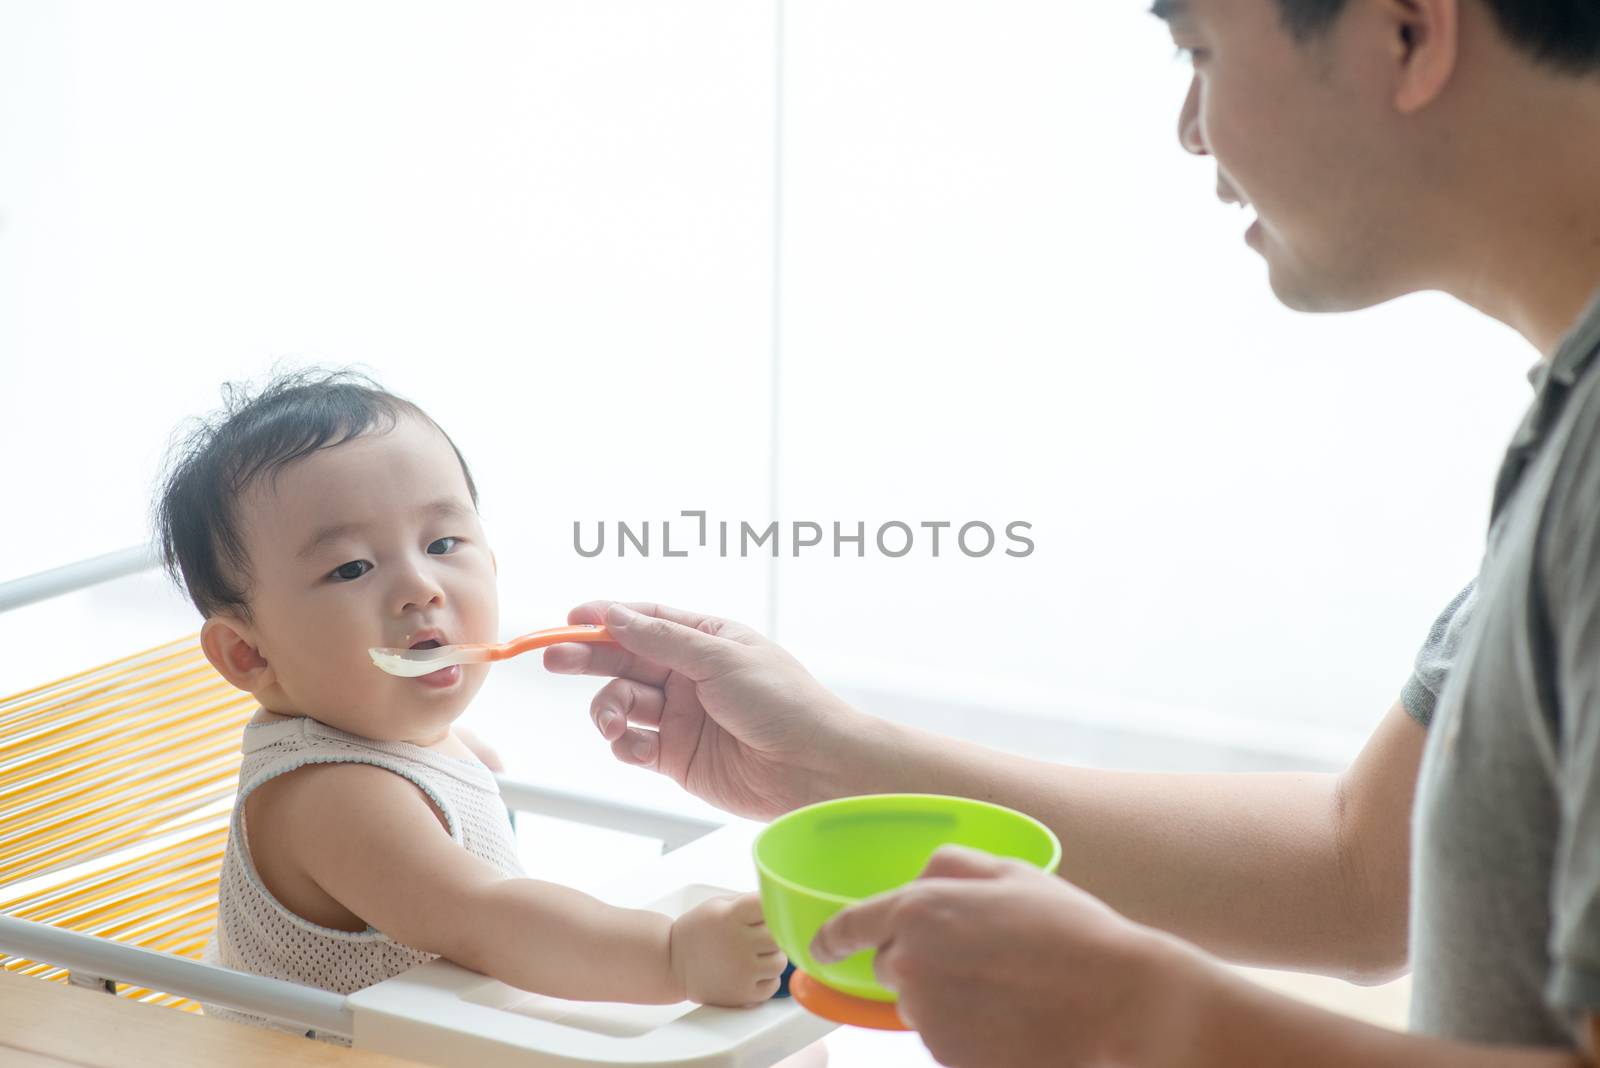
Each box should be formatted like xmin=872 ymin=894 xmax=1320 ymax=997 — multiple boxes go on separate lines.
xmin=1263 ymin=257 xmax=1404 ymax=315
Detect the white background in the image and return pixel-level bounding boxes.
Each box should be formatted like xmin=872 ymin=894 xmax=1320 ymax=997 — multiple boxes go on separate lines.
xmin=1 ymin=1 xmax=1531 ymax=753
xmin=1 ymin=3 xmax=1536 ymax=1061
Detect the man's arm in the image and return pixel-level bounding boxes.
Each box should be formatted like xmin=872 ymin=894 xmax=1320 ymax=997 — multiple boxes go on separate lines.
xmin=856 ymin=700 xmax=1424 ymax=980
xmin=1175 ymin=952 xmax=1596 ymax=1068
xmin=810 ymin=846 xmax=1595 ymax=1068
xmin=553 ymin=599 xmax=1425 ymax=982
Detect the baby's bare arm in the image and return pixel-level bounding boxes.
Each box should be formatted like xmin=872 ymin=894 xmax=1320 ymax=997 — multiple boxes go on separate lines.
xmin=270 ymin=763 xmax=685 ymax=1003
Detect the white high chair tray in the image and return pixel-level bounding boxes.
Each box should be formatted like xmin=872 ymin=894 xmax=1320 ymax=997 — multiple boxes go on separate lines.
xmin=347 ymin=819 xmax=834 ymax=1067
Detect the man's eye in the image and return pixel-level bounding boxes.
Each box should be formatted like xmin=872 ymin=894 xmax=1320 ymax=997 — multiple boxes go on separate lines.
xmin=331 ymin=560 xmax=372 ymax=581
xmin=427 ymin=537 xmax=459 ymax=555
xmin=1174 ymin=45 xmax=1208 ymax=65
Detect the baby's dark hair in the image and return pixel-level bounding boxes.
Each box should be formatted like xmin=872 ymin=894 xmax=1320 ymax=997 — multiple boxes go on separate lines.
xmin=155 ymin=368 xmax=479 ymax=620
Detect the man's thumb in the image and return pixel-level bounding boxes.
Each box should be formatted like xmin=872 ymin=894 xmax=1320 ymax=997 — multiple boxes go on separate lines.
xmin=604 ymin=603 xmax=725 ymax=680
xmin=918 ymin=843 xmax=1015 ymax=881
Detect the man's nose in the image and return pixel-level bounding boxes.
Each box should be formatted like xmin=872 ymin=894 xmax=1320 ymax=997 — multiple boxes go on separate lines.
xmin=1178 ymin=76 xmax=1208 ymax=156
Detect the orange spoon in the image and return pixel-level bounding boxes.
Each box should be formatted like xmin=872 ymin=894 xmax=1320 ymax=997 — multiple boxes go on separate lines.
xmin=369 ymin=624 xmax=612 ymax=677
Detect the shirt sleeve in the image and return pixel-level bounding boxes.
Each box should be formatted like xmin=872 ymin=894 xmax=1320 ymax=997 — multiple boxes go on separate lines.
xmin=1400 ymin=582 xmax=1478 ymax=728
xmin=1541 ymin=373 xmax=1600 ymax=1032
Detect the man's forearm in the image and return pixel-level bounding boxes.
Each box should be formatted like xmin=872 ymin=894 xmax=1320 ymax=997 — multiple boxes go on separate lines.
xmin=1165 ymin=951 xmax=1588 ymax=1068
xmin=835 ymin=713 xmax=1390 ymax=977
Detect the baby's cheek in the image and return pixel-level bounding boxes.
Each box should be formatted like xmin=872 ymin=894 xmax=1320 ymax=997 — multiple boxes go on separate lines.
xmin=318 ymin=649 xmax=383 ymax=718
xmin=472 ymin=584 xmax=499 ymax=640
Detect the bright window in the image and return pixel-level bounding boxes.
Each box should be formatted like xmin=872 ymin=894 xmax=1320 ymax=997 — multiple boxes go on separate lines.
xmin=2 ymin=1 xmax=1531 ymax=780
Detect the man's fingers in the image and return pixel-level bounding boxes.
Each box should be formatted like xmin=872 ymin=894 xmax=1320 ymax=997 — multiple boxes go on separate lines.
xmin=918 ymin=844 xmax=1017 ymax=881
xmin=566 ymin=599 xmax=723 ymax=630
xmin=599 ymin=603 xmax=733 ymax=682
xmin=870 ymin=942 xmax=903 ymax=994
xmin=555 ymin=601 xmax=759 ymax=684
xmin=609 ymin=726 xmax=659 ymax=769
xmin=543 ymin=638 xmax=670 ymax=687
xmin=589 ymin=678 xmax=666 ymax=740
xmin=566 ymin=601 xmax=610 ymax=626
xmin=809 ymin=890 xmax=907 ymax=964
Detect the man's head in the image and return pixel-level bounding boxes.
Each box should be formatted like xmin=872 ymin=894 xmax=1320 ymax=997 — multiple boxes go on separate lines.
xmin=1157 ymin=0 xmax=1600 ymax=317
xmin=1270 ymin=0 xmax=1600 ymax=71
xmin=156 ymin=370 xmax=498 ymax=743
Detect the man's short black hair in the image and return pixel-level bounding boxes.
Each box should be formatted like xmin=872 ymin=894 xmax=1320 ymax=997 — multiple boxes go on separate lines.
xmin=1275 ymin=0 xmax=1600 ymax=74
xmin=155 ymin=368 xmax=479 ymax=620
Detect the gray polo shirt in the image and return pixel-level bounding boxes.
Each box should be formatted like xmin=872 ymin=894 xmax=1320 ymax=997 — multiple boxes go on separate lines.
xmin=1404 ymin=290 xmax=1600 ymax=1047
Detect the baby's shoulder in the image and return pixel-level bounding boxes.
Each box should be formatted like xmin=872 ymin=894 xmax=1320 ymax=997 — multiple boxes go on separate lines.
xmin=246 ymin=759 xmax=452 ymax=840
xmin=240 ymin=762 xmax=454 ymax=934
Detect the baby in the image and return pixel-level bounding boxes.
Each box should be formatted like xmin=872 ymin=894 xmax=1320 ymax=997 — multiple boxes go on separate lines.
xmin=156 ymin=370 xmax=787 ymax=1038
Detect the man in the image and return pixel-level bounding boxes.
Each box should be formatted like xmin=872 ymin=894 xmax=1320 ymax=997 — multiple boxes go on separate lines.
xmin=545 ymin=0 xmax=1600 ymax=1063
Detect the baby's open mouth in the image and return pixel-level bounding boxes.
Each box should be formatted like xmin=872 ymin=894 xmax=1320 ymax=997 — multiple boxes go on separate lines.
xmin=409 ymin=639 xmax=442 ymax=650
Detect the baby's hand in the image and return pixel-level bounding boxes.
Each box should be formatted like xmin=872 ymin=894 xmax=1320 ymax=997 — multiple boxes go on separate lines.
xmin=668 ymin=893 xmax=788 ymax=1007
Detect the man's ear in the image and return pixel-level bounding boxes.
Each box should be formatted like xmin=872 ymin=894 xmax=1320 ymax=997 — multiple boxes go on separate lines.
xmin=200 ymin=616 xmax=273 ymax=694
xmin=1384 ymin=0 xmax=1459 ymax=114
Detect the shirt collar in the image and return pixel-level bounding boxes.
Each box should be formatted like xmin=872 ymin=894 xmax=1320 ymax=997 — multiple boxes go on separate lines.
xmin=1492 ymin=285 xmax=1600 ymax=521
xmin=1545 ymin=285 xmax=1600 ymax=388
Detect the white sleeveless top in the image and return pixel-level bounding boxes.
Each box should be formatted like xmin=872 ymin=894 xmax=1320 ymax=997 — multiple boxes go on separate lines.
xmin=203 ymin=715 xmax=526 ymax=1039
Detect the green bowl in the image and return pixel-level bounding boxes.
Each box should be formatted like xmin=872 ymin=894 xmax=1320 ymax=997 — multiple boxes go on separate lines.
xmin=754 ymin=793 xmax=1061 ymax=1003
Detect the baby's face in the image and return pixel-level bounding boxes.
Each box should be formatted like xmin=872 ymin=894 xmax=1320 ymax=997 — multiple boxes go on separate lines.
xmin=228 ymin=415 xmax=498 ymax=743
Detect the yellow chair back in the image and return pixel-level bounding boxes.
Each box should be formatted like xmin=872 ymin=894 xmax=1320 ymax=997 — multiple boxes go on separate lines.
xmin=0 ymin=636 xmax=252 ymax=1011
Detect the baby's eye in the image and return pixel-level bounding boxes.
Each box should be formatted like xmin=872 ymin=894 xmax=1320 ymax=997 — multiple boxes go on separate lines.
xmin=427 ymin=537 xmax=459 ymax=555
xmin=331 ymin=560 xmax=372 ymax=582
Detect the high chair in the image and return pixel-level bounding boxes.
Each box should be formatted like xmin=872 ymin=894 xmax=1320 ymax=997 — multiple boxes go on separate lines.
xmin=0 ymin=549 xmax=833 ymax=1066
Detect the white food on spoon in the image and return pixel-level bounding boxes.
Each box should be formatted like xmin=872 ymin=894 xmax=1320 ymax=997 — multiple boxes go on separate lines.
xmin=369 ymin=639 xmax=476 ymax=677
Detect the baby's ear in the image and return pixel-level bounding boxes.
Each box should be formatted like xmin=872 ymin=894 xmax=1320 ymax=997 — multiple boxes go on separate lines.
xmin=201 ymin=616 xmax=273 ymax=694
